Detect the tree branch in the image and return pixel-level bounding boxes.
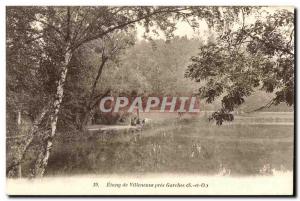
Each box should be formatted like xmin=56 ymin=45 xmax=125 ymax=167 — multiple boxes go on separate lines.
xmin=245 ymin=99 xmax=275 ymax=113
xmin=71 ymin=7 xmax=188 ymax=51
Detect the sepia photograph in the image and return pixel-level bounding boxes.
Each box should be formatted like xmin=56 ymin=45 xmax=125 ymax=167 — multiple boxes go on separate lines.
xmin=5 ymin=5 xmax=295 ymax=196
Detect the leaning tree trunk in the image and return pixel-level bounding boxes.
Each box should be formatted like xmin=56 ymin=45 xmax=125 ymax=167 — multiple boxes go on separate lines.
xmin=33 ymin=49 xmax=72 ymax=177
xmin=80 ymin=56 xmax=108 ymax=130
xmin=81 ymin=109 xmax=93 ymax=130
xmin=6 ymin=106 xmax=49 ymax=176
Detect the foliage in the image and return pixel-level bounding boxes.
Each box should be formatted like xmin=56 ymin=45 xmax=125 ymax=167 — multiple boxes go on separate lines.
xmin=185 ymin=8 xmax=294 ymax=125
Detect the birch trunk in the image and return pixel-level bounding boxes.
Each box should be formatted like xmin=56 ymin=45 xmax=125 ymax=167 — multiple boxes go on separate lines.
xmin=6 ymin=106 xmax=48 ymax=176
xmin=17 ymin=111 xmax=21 ymax=125
xmin=34 ymin=49 xmax=72 ymax=177
xmin=16 ymin=110 xmax=22 ymax=177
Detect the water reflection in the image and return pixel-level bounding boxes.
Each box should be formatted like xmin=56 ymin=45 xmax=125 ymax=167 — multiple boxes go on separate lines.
xmin=47 ymin=117 xmax=293 ymax=176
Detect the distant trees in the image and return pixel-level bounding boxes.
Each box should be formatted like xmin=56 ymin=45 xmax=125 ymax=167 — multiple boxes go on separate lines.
xmin=185 ymin=8 xmax=294 ymax=125
xmin=115 ymin=36 xmax=203 ymax=96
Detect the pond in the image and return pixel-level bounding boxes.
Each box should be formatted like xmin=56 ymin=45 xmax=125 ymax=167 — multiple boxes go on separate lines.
xmin=46 ymin=112 xmax=294 ymax=177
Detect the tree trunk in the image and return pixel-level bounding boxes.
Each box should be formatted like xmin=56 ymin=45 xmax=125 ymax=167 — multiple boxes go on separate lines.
xmin=16 ymin=110 xmax=22 ymax=177
xmin=33 ymin=49 xmax=72 ymax=177
xmin=89 ymin=57 xmax=108 ymax=102
xmin=17 ymin=111 xmax=21 ymax=125
xmin=81 ymin=109 xmax=94 ymax=130
xmin=6 ymin=106 xmax=49 ymax=176
xmin=80 ymin=57 xmax=108 ymax=130
xmin=80 ymin=90 xmax=111 ymax=130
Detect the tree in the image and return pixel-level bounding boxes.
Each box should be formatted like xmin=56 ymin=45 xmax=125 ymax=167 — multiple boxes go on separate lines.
xmin=60 ymin=32 xmax=136 ymax=130
xmin=6 ymin=7 xmax=54 ymax=177
xmin=185 ymin=7 xmax=294 ymax=125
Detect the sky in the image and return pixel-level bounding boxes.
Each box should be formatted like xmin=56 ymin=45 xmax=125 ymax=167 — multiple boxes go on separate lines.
xmin=135 ymin=6 xmax=294 ymax=41
xmin=136 ymin=20 xmax=209 ymax=41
